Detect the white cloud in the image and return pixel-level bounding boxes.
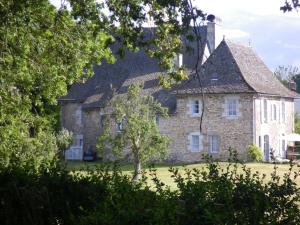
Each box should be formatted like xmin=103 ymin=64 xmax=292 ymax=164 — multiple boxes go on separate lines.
xmin=292 ymin=59 xmax=300 ymax=68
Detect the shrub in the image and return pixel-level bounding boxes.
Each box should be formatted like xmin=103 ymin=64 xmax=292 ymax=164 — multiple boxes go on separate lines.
xmin=0 ymin=156 xmax=299 ymax=225
xmin=246 ymin=144 xmax=263 ymax=162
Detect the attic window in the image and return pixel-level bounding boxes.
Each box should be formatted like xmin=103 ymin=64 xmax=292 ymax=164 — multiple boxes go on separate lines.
xmin=211 ymin=73 xmax=218 ymax=84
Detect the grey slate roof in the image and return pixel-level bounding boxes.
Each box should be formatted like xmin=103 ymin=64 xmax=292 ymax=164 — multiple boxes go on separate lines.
xmin=59 ymin=27 xmax=208 ymax=112
xmin=174 ymin=40 xmax=297 ymax=98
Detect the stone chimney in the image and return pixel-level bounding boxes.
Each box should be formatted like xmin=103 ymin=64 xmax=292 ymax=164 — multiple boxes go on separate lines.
xmin=289 ymin=80 xmax=297 ymax=91
xmin=206 ymin=14 xmax=222 ymax=54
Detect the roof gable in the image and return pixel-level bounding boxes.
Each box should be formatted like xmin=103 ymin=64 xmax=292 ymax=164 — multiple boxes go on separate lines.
xmin=175 ymin=40 xmax=297 ymax=98
xmin=225 ymin=41 xmax=296 ymax=98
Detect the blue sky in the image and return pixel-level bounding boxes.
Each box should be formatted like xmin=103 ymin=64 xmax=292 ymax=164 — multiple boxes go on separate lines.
xmin=197 ymin=0 xmax=300 ymax=71
xmin=50 ymin=0 xmax=300 ymax=71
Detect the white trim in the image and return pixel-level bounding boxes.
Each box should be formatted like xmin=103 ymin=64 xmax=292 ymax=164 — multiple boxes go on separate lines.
xmin=187 ymin=132 xmax=203 ymax=152
xmin=209 ymin=135 xmax=220 ymax=154
xmin=187 ymin=98 xmax=202 ymax=117
xmin=222 ymin=95 xmax=241 ymax=119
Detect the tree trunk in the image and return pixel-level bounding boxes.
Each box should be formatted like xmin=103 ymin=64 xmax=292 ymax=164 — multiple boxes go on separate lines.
xmin=132 ymin=153 xmax=141 ymax=182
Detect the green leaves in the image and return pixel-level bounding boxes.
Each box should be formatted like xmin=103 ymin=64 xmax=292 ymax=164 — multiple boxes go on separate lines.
xmin=97 ymin=84 xmax=169 ymax=177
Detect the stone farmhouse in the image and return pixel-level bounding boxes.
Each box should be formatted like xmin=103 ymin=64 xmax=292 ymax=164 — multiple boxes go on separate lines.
xmin=59 ymin=22 xmax=297 ymax=162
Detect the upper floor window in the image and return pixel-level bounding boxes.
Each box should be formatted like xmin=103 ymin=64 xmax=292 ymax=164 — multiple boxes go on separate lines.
xmin=188 ymin=99 xmax=202 ymax=117
xmin=263 ymin=99 xmax=268 ymax=123
xmin=228 ymin=99 xmax=237 ymax=116
xmin=282 ymin=101 xmax=286 ymax=122
xmin=192 ymin=100 xmax=200 ymax=114
xmin=223 ymin=96 xmax=240 ymax=118
xmin=272 ymin=104 xmax=277 ymax=121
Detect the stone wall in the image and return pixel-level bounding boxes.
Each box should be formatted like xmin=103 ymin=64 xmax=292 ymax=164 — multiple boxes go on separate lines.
xmin=60 ymin=103 xmax=83 ymax=135
xmin=159 ymin=93 xmax=254 ymax=162
xmin=61 ymin=94 xmax=294 ymax=162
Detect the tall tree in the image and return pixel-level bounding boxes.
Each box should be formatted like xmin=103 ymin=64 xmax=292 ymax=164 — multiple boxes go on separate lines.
xmin=281 ymin=0 xmax=300 ymax=12
xmin=0 ymin=0 xmax=205 ymax=168
xmin=97 ymin=84 xmax=169 ymax=181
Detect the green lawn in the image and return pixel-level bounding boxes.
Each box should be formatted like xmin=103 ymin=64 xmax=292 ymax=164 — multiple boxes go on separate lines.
xmin=66 ymin=161 xmax=300 ymax=189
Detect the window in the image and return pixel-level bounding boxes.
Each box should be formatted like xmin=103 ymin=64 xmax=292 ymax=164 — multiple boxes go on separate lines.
xmin=73 ymin=134 xmax=83 ymax=147
xmin=258 ymin=136 xmax=262 ymax=149
xmin=155 ymin=115 xmax=160 ymax=126
xmin=282 ymin=101 xmax=285 ymax=122
xmin=117 ymin=119 xmax=125 ymax=131
xmin=75 ymin=106 xmax=82 ymax=125
xmin=209 ymin=135 xmax=219 ymax=153
xmin=192 ymin=100 xmax=200 ymax=114
xmin=223 ymin=96 xmax=240 ymax=118
xmin=189 ymin=99 xmax=202 ymax=116
xmin=192 ymin=135 xmax=200 ymax=151
xmin=188 ymin=132 xmax=203 ymax=152
xmin=263 ymin=99 xmax=268 ymax=123
xmin=281 ymin=134 xmax=286 ymax=157
xmin=272 ymin=104 xmax=277 ymax=121
xmin=228 ymin=99 xmax=237 ymax=116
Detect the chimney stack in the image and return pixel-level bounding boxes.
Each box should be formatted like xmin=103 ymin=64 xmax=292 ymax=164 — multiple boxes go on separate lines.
xmin=288 ymin=80 xmax=297 ymax=91
xmin=206 ymin=14 xmax=222 ymax=54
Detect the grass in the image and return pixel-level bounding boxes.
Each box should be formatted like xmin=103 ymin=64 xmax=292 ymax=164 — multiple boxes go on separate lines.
xmin=66 ymin=160 xmax=300 ymax=189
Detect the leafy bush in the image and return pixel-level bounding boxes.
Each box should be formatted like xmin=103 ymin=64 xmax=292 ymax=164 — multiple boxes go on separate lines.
xmin=246 ymin=144 xmax=263 ymax=162
xmin=0 ymin=156 xmax=299 ymax=225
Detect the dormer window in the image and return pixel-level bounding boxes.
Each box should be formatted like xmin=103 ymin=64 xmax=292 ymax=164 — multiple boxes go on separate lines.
xmin=211 ymin=73 xmax=218 ymax=84
xmin=192 ymin=100 xmax=200 ymax=114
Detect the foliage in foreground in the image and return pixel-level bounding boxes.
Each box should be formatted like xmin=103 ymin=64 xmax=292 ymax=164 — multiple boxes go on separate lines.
xmin=1 ymin=155 xmax=300 ymax=225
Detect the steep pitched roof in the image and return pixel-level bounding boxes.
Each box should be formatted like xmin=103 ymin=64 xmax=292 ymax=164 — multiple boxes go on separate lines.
xmin=59 ymin=27 xmax=208 ymax=112
xmin=174 ymin=40 xmax=297 ymax=98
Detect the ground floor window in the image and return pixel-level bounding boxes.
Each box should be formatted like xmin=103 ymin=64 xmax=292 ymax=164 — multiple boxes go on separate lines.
xmin=188 ymin=132 xmax=203 ymax=152
xmin=209 ymin=135 xmax=220 ymax=153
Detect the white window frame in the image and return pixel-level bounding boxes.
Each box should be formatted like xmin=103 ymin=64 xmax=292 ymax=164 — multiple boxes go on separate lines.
xmin=281 ymin=100 xmax=286 ymax=123
xmin=209 ymin=135 xmax=220 ymax=154
xmin=188 ymin=132 xmax=203 ymax=152
xmin=187 ymin=98 xmax=202 ymax=117
xmin=272 ymin=104 xmax=277 ymax=121
xmin=228 ymin=99 xmax=237 ymax=116
xmin=223 ymin=96 xmax=240 ymax=119
xmin=263 ymin=99 xmax=268 ymax=123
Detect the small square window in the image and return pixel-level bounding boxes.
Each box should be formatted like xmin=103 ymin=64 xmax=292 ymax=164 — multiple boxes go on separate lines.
xmin=209 ymin=135 xmax=219 ymax=153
